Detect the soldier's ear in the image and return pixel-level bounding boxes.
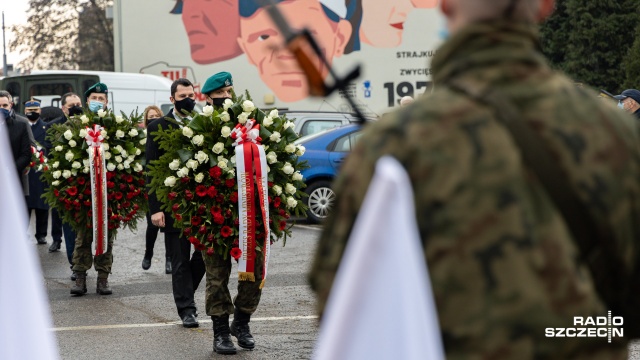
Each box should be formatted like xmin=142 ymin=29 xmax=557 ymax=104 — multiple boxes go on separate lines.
xmin=440 ymin=0 xmax=451 ymax=16
xmin=537 ymin=0 xmax=555 ymax=22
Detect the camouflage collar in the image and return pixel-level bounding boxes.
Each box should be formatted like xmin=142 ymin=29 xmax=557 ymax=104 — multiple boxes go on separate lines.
xmin=432 ymin=21 xmax=547 ymax=86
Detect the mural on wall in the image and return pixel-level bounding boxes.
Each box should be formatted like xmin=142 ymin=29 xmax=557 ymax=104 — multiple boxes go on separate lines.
xmin=168 ymin=0 xmax=439 ymax=104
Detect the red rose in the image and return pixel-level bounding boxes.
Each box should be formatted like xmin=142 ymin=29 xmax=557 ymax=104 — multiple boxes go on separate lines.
xmin=188 ymin=236 xmax=198 ymax=245
xmin=221 ymin=226 xmax=232 ymax=238
xmin=115 ymin=192 xmax=123 ymax=200
xmin=230 ymin=192 xmax=238 ymax=203
xmin=185 ymin=190 xmax=194 ymax=201
xmin=197 ymin=204 xmax=206 ymax=214
xmin=126 ymin=174 xmax=133 ymax=183
xmin=191 ymin=216 xmax=202 ymax=226
xmin=180 ymin=177 xmax=190 ymax=184
xmin=196 ymin=185 xmax=208 ymax=197
xmin=206 ymin=248 xmax=214 ymax=256
xmin=225 ymin=179 xmax=235 ymax=188
xmin=199 ymin=225 xmax=207 ymax=234
xmin=107 ymin=181 xmax=115 ymax=189
xmin=207 ymin=186 xmax=217 ymax=198
xmin=119 ymin=183 xmax=127 ymax=191
xmin=172 ymin=203 xmax=180 ymax=212
xmin=274 ymin=197 xmax=282 ymax=208
xmin=195 ymin=242 xmax=206 ymax=251
xmin=209 ymin=166 xmax=222 ymax=178
xmin=279 ymin=220 xmax=287 ymax=231
xmin=175 ymin=214 xmax=183 ymax=221
xmin=230 ymin=247 xmax=242 ymax=260
xmin=65 ymin=186 xmax=78 ymax=196
xmin=183 ymin=227 xmax=192 ymax=236
xmin=168 ymin=192 xmax=177 ymax=200
xmin=53 ymin=189 xmax=59 ymax=197
xmin=77 ymin=177 xmax=86 ymax=185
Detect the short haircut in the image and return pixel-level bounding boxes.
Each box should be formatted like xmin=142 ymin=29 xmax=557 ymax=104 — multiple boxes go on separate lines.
xmin=0 ymin=90 xmax=13 ymax=102
xmin=61 ymin=92 xmax=80 ymax=106
xmin=171 ymin=78 xmax=194 ymax=97
xmin=143 ymin=105 xmax=164 ymax=126
xmin=460 ymin=0 xmax=540 ymax=23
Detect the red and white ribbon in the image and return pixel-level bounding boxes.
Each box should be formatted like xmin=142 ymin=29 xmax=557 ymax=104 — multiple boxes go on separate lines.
xmin=232 ymin=120 xmax=270 ymax=288
xmin=85 ymin=125 xmax=108 ymax=256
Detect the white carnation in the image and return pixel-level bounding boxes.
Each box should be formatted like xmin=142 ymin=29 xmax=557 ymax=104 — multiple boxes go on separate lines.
xmin=194 ymin=173 xmax=205 ymax=183
xmin=212 ymin=142 xmax=225 ymax=154
xmin=182 ymin=126 xmax=194 ymax=138
xmin=192 ymin=134 xmax=205 ymax=146
xmin=116 ymin=130 xmax=125 ymax=138
xmin=123 ymin=161 xmax=131 ymax=169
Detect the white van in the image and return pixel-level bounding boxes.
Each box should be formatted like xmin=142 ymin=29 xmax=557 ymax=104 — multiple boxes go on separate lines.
xmin=2 ymin=70 xmax=174 ymax=116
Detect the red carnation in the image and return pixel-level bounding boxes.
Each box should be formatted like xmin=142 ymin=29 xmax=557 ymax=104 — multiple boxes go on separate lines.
xmin=210 ymin=206 xmax=221 ymax=215
xmin=196 ymin=185 xmax=208 ymax=197
xmin=180 ymin=177 xmax=190 ymax=184
xmin=107 ymin=172 xmax=115 ymax=180
xmin=123 ymin=201 xmax=131 ymax=208
xmin=268 ymin=181 xmax=274 ymax=188
xmin=206 ymin=233 xmax=215 ymax=242
xmin=133 ymin=204 xmax=139 ymax=211
xmin=274 ymin=197 xmax=282 ymax=208
xmin=198 ymin=225 xmax=207 ymax=234
xmin=168 ymin=192 xmax=177 ymax=200
xmin=188 ymin=236 xmax=198 ymax=245
xmin=115 ymin=192 xmax=123 ymax=200
xmin=185 ymin=190 xmax=194 ymax=201
xmin=77 ymin=177 xmax=86 ymax=185
xmin=207 ymin=186 xmax=217 ymax=198
xmin=206 ymin=248 xmax=214 ymax=256
xmin=195 ymin=242 xmax=206 ymax=251
xmin=234 ymin=218 xmax=239 ymax=226
xmin=119 ymin=183 xmax=127 ymax=191
xmin=213 ymin=214 xmax=225 ymax=225
xmin=184 ymin=227 xmax=192 ymax=236
xmin=279 ymin=220 xmax=287 ymax=231
xmin=126 ymin=174 xmax=133 ymax=183
xmin=125 ymin=192 xmax=134 ymax=200
xmin=175 ymin=214 xmax=183 ymax=221
xmin=84 ymin=188 xmax=92 ymax=195
xmin=129 ymin=184 xmax=136 ymax=191
xmin=214 ymin=178 xmax=221 ymax=186
xmin=230 ymin=247 xmax=242 ymax=260
xmin=53 ymin=189 xmax=59 ymax=197
xmin=197 ymin=204 xmax=206 ymax=214
xmin=191 ymin=216 xmax=202 ymax=226
xmin=230 ymin=192 xmax=238 ymax=203
xmin=216 ymin=194 xmax=224 ymax=203
xmin=84 ymin=200 xmax=91 ymax=207
xmin=278 ymin=209 xmax=286 ymax=216
xmin=225 ymin=179 xmax=235 ymax=188
xmin=172 ymin=203 xmax=180 ymax=212
xmin=65 ymin=186 xmax=78 ymax=196
xmin=221 ymin=226 xmax=232 ymax=238
xmin=225 ymin=209 xmax=232 ymax=218
xmin=107 ymin=181 xmax=115 ymax=189
xmin=138 ymin=178 xmax=145 ymax=186
xmin=209 ymin=166 xmax=222 ymax=178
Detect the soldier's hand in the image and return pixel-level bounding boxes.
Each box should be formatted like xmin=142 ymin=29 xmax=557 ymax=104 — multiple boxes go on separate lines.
xmin=151 ymin=212 xmax=165 ymax=228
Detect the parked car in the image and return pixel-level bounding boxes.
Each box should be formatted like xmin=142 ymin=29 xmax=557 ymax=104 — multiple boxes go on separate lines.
xmin=282 ymin=111 xmax=373 ymax=137
xmin=296 ymin=124 xmax=364 ymax=223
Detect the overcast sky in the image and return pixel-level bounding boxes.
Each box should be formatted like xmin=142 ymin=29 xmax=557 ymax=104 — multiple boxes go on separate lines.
xmin=2 ymin=0 xmax=30 ymax=70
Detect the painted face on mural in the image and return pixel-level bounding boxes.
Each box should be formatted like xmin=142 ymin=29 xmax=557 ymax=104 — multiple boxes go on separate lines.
xmin=359 ymin=0 xmax=438 ymax=48
xmin=238 ymin=0 xmax=352 ymax=102
xmin=182 ymin=0 xmax=243 ymax=64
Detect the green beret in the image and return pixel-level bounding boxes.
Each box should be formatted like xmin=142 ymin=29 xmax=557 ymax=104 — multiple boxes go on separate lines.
xmin=202 ymin=72 xmax=233 ymax=95
xmin=84 ymin=82 xmax=108 ymax=98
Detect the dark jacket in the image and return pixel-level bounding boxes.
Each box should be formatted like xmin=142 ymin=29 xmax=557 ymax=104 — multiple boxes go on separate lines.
xmin=26 ymin=118 xmax=49 ymax=209
xmin=633 ymin=108 xmax=640 ymax=120
xmin=7 ymin=112 xmax=34 ymax=196
xmin=146 ymin=109 xmax=182 ymax=233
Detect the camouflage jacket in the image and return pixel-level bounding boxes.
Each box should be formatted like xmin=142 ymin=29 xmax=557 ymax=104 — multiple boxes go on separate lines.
xmin=309 ymin=21 xmax=640 ymax=360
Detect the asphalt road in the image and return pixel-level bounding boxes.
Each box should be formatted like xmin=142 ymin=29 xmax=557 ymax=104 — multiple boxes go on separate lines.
xmin=36 ymin=218 xmax=322 ymax=360
xmin=32 ymin=217 xmax=640 ymax=360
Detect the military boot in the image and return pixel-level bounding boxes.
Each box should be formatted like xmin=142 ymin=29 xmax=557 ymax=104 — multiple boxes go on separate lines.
xmin=230 ymin=309 xmax=255 ymax=349
xmin=96 ymin=277 xmax=113 ymax=295
xmin=70 ymin=272 xmax=87 ymax=295
xmin=212 ymin=315 xmax=236 ymax=355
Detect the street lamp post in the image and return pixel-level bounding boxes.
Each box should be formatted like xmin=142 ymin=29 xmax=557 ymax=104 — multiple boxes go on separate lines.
xmin=2 ymin=11 xmax=8 ymax=76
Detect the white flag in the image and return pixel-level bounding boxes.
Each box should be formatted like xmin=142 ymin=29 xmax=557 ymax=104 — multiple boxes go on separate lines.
xmin=313 ymin=156 xmax=445 ymax=360
xmin=0 ymin=115 xmax=60 ymax=360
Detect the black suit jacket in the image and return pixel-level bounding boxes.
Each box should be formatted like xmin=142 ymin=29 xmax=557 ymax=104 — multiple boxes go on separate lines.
xmin=146 ymin=109 xmax=184 ymax=233
xmin=26 ymin=118 xmax=50 ymax=209
xmin=7 ymin=113 xmax=34 ymax=195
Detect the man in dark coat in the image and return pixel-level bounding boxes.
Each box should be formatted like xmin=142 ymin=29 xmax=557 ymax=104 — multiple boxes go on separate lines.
xmin=146 ymin=78 xmax=205 ymax=328
xmin=24 ymin=100 xmax=50 ymax=245
xmin=0 ymin=90 xmax=33 ymax=198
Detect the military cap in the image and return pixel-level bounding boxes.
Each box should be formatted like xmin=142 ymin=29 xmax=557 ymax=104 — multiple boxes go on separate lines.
xmin=84 ymin=82 xmax=108 ymax=98
xmin=24 ymin=99 xmax=41 ymax=110
xmin=201 ymin=72 xmax=233 ymax=95
xmin=614 ymin=89 xmax=640 ymax=104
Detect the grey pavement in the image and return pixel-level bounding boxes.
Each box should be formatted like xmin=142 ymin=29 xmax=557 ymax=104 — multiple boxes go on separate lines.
xmin=30 ymin=216 xmax=640 ymax=359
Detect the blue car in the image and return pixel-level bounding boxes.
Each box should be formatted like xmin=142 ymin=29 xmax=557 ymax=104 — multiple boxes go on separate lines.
xmin=296 ymin=124 xmax=363 ymax=223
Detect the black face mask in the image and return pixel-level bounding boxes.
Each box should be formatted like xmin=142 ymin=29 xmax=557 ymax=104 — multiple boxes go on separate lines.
xmin=26 ymin=112 xmax=40 ymax=121
xmin=68 ymin=106 xmax=83 ymax=117
xmin=210 ymin=97 xmax=232 ymax=107
xmin=174 ymin=97 xmax=196 ymax=115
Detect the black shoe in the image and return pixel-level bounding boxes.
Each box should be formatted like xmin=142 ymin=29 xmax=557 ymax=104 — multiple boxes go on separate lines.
xmin=182 ymin=313 xmax=199 ymax=328
xmin=36 ymin=237 xmax=47 ymax=245
xmin=213 ymin=315 xmax=236 ymax=354
xmin=48 ymin=240 xmax=61 ymax=252
xmin=142 ymin=257 xmax=151 ymax=270
xmin=165 ymin=257 xmax=172 ymax=274
xmin=70 ymin=272 xmax=87 ymax=295
xmin=230 ymin=310 xmax=255 ymax=350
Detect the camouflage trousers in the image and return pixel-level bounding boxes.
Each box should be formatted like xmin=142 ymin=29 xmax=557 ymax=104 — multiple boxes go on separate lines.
xmin=204 ymin=250 xmax=263 ymax=317
xmin=71 ymin=229 xmax=114 ymax=278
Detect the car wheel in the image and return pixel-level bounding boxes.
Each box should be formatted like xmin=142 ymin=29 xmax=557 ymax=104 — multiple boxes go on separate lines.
xmin=305 ymin=180 xmax=335 ymax=223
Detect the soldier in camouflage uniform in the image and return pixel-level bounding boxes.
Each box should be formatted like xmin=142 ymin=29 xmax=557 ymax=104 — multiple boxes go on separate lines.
xmin=310 ymin=0 xmax=640 ymax=359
